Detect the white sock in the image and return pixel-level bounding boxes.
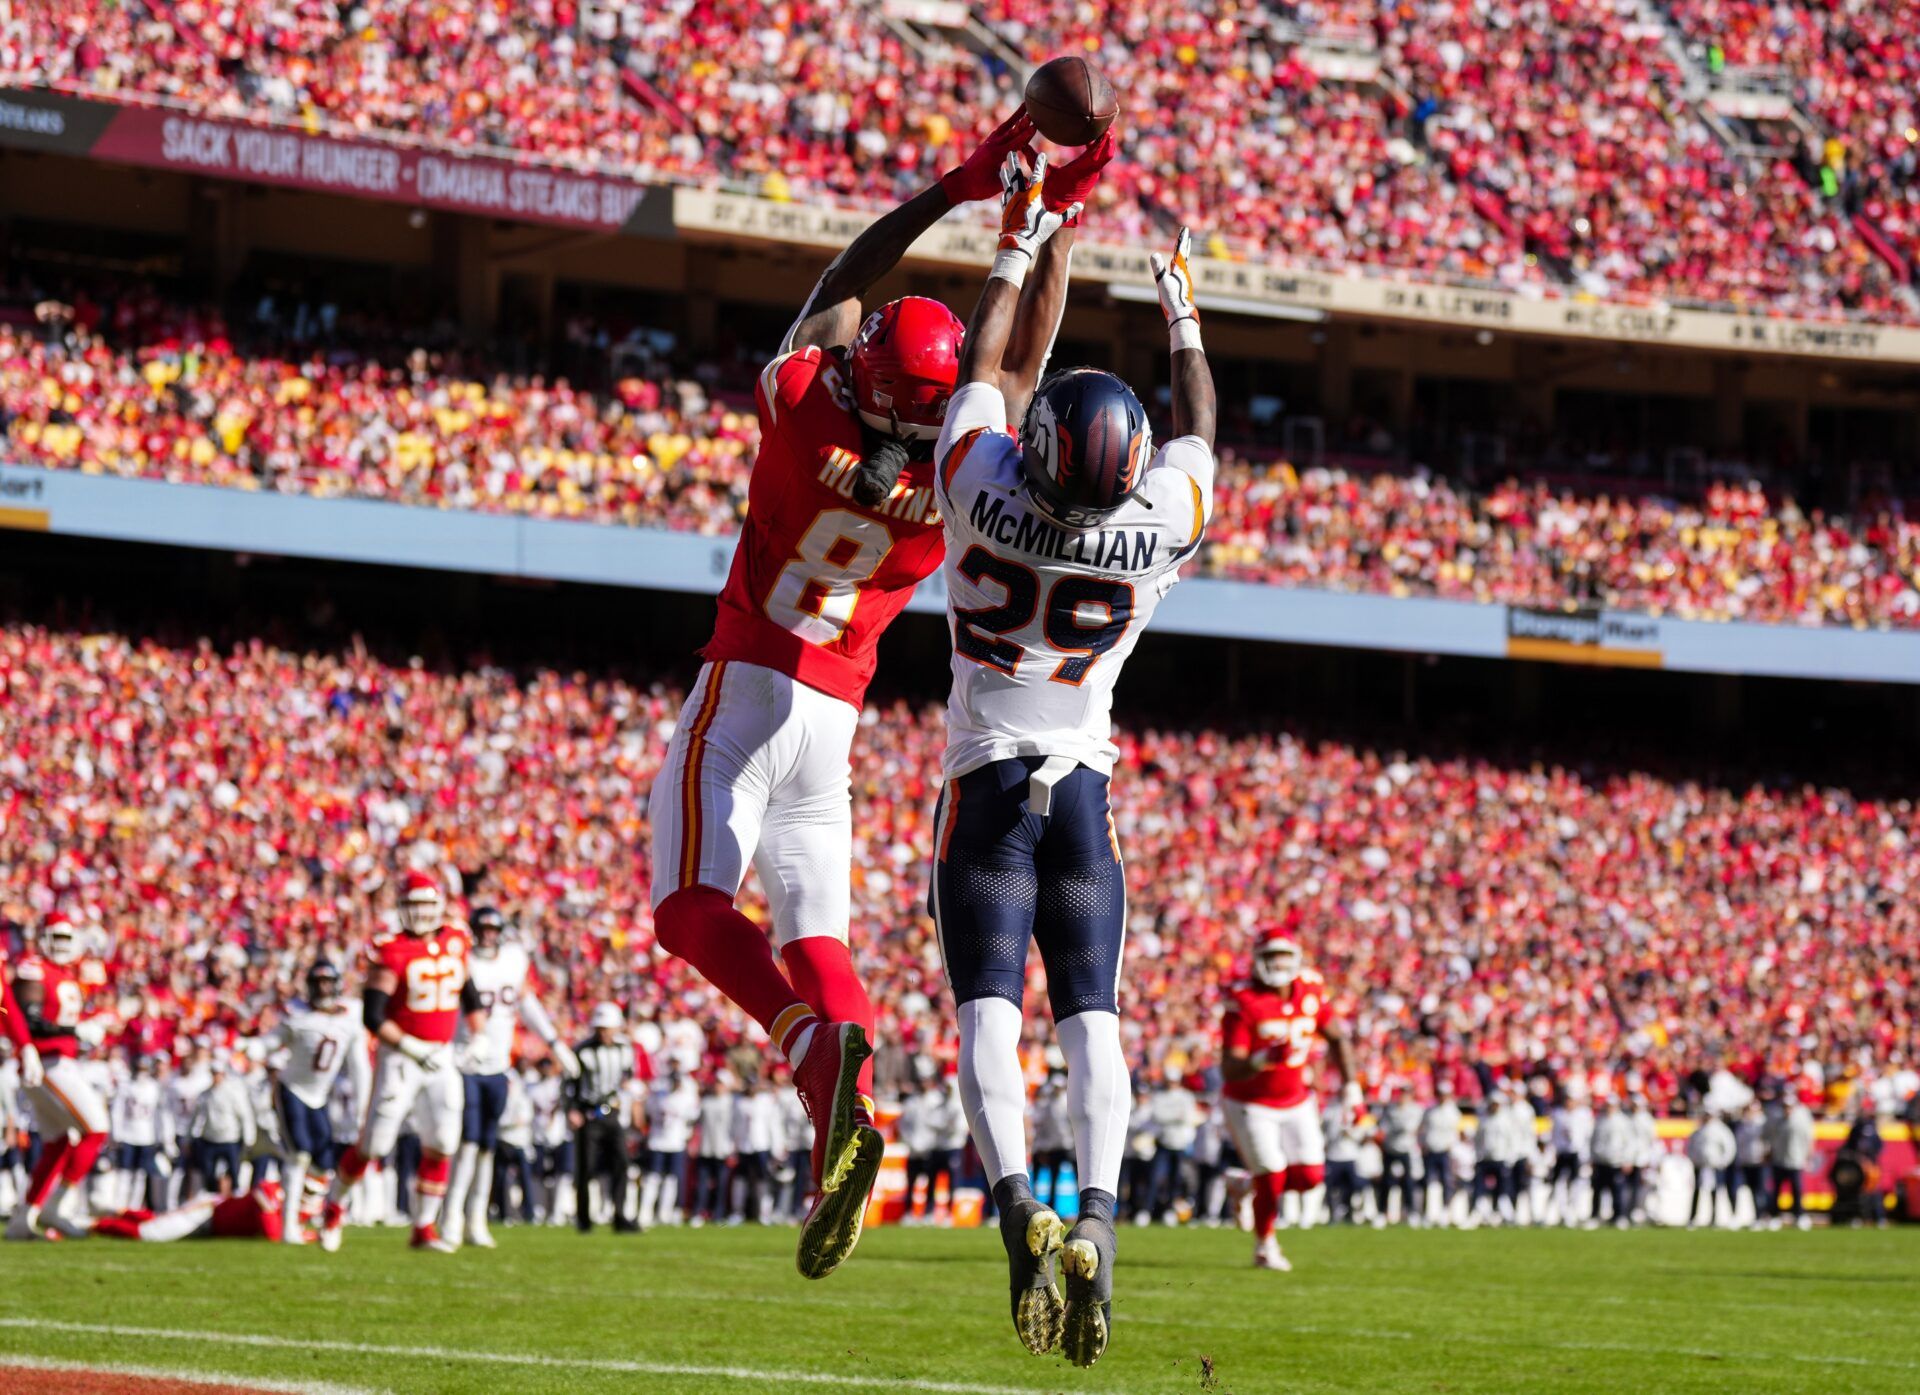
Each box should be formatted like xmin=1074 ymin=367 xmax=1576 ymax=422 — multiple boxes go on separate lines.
xmin=446 ymin=1142 xmax=480 ymax=1233
xmin=639 ymin=1173 xmax=661 ymax=1227
xmin=1057 ymin=1010 xmax=1131 ymax=1197
xmin=659 ymin=1173 xmax=680 ymax=1223
xmin=784 ymin=1023 xmax=818 ymax=1070
xmin=470 ymin=1151 xmax=495 ymax=1229
xmin=955 ymin=997 xmax=1030 ymax=1183
xmin=282 ymin=1156 xmax=308 ymax=1240
xmin=141 ymin=1197 xmax=220 ymax=1243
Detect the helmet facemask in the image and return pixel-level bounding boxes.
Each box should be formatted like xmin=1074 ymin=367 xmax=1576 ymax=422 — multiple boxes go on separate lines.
xmin=1254 ymin=940 xmax=1302 ymax=990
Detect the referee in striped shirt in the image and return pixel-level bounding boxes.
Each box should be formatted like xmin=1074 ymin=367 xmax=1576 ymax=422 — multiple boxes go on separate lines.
xmin=568 ymin=1002 xmax=638 ymax=1233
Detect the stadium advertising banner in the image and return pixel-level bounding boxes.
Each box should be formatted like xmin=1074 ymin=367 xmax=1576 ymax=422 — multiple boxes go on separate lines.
xmin=671 ymin=189 xmax=1920 ymax=365
xmin=0 ymin=87 xmax=667 ymax=234
xmin=6 ymin=464 xmax=1918 ymax=684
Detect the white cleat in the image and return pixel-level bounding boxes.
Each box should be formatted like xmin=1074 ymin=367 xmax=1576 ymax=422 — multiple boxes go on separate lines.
xmin=5 ymin=1208 xmax=49 ymax=1242
xmin=45 ymin=1209 xmax=94 ymax=1240
xmin=467 ymin=1219 xmax=497 ymax=1250
xmin=1254 ymin=1235 xmax=1292 ymax=1271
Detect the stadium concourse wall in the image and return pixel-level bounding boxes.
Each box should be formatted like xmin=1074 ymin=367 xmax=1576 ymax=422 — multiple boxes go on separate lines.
xmin=4 ymin=464 xmax=1917 ymax=684
xmin=7 ymin=83 xmax=1920 ymax=365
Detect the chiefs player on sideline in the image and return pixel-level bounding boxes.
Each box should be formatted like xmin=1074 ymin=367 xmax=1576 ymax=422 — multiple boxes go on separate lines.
xmin=321 ymin=871 xmax=484 ymax=1253
xmin=441 ymin=905 xmax=580 ymax=1251
xmin=1220 ymin=931 xmax=1363 ymax=1271
xmin=6 ymin=914 xmax=114 ymax=1241
xmin=648 ymin=104 xmax=1112 ymax=1280
xmin=93 ymin=1178 xmax=302 ymax=1243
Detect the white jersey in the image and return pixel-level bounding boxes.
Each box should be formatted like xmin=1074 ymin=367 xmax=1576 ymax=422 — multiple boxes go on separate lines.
xmin=112 ymin=1076 xmax=168 ymax=1147
xmin=270 ymin=1002 xmax=368 ymax=1110
xmin=932 ymin=381 xmax=1213 ymax=778
xmin=646 ymin=1080 xmax=701 ymax=1152
xmin=458 ymin=943 xmax=536 ymax=1067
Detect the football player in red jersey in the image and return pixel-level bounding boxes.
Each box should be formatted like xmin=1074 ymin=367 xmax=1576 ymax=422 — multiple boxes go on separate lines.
xmin=93 ymin=1178 xmax=301 ymax=1243
xmin=321 ymin=871 xmax=484 ymax=1253
xmin=1220 ymin=930 xmax=1363 ymax=1272
xmin=648 ymin=107 xmax=1115 ymax=1281
xmin=6 ymin=915 xmax=114 ymax=1242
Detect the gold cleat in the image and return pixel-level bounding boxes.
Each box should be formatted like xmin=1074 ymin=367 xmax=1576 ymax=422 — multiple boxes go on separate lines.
xmin=796 ymin=1124 xmax=884 ymax=1279
xmin=1012 ymin=1207 xmax=1067 ymax=1355
xmin=1060 ymin=1230 xmax=1114 ymax=1369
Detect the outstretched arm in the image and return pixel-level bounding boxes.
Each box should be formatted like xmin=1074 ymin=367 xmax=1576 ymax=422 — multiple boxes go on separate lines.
xmin=956 ymin=153 xmax=1081 ymax=390
xmin=1151 ymin=228 xmax=1216 ymax=449
xmin=783 ymin=110 xmax=1036 ymax=355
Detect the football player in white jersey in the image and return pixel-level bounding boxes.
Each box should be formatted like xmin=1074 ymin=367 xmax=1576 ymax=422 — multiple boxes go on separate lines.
xmin=262 ymin=962 xmax=370 ymax=1247
xmin=442 ymin=906 xmax=580 ymax=1250
xmin=929 ymin=161 xmax=1214 ymax=1369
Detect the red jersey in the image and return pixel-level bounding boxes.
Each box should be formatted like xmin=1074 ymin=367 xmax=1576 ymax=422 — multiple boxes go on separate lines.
xmin=364 ymin=923 xmax=472 ymax=1044
xmin=702 ymin=346 xmax=947 ymax=707
xmin=1222 ymin=971 xmax=1333 ymax=1109
xmin=210 ymin=1182 xmax=285 ymax=1240
xmin=12 ymin=953 xmax=86 ymax=1059
xmin=0 ymin=948 xmax=30 ymax=1051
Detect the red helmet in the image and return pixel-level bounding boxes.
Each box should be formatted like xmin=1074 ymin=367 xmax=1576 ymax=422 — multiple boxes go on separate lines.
xmin=398 ymin=870 xmax=445 ymax=937
xmin=848 ymin=297 xmax=963 ymax=441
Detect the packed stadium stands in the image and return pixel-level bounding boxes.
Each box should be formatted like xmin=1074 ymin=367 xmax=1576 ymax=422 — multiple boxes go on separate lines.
xmin=6 ymin=0 xmax=1919 ymax=322
xmin=7 ymin=279 xmax=1917 ymax=626
xmin=4 ymin=607 xmax=1915 ymax=1114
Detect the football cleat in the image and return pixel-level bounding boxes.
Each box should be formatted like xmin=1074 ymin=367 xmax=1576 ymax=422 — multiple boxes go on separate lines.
xmin=319 ymin=1201 xmax=346 ymax=1253
xmin=796 ymin=1125 xmax=883 ymax=1280
xmin=467 ymin=1218 xmax=497 ymax=1249
xmin=1254 ymin=1235 xmax=1292 ymax=1271
xmin=45 ymin=1210 xmax=94 ymax=1240
xmin=793 ymin=1022 xmax=874 ymax=1197
xmin=1001 ymin=1199 xmax=1067 ymax=1355
xmin=5 ymin=1208 xmax=51 ymax=1242
xmin=410 ymin=1224 xmax=457 ymax=1253
xmin=1059 ymin=1214 xmax=1117 ymax=1369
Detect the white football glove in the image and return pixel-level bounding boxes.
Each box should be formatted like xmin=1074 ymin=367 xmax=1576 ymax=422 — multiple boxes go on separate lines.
xmin=459 ymin=1037 xmax=499 ymax=1076
xmin=1342 ymin=1080 xmax=1366 ymax=1115
xmin=397 ymin=1033 xmax=447 ymax=1070
xmin=991 ymin=152 xmax=1078 ymax=288
xmin=74 ymin=1015 xmax=113 ymax=1049
xmin=18 ymin=1042 xmax=44 ymax=1089
xmin=1150 ymin=226 xmax=1203 ymax=351
xmin=551 ymin=1040 xmax=582 ymax=1080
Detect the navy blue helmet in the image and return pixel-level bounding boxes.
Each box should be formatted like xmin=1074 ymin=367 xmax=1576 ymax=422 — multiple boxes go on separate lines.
xmin=306 ymin=960 xmax=342 ymax=1009
xmin=1018 ymin=367 xmax=1153 ymax=528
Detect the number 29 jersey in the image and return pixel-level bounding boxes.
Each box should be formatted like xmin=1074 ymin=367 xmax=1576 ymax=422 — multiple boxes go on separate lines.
xmin=701 ymin=345 xmax=947 ymax=709
xmin=931 ymin=381 xmax=1214 ymax=780
xmin=364 ymin=924 xmax=472 ymax=1045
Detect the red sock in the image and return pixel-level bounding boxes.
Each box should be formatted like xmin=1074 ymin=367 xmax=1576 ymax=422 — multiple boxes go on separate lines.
xmin=26 ymin=1140 xmax=69 ymax=1209
xmin=63 ymin=1133 xmax=107 ymax=1184
xmin=92 ymin=1214 xmax=143 ymax=1240
xmin=336 ymin=1147 xmax=372 ymax=1187
xmin=782 ymin=936 xmax=876 ymax=1099
xmin=416 ymin=1153 xmax=451 ymax=1196
xmin=1253 ymin=1172 xmax=1283 ymax=1241
xmin=657 ymin=887 xmax=813 ymax=1044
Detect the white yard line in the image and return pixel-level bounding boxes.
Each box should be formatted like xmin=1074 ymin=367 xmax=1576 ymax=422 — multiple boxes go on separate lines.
xmin=0 ymin=1319 xmax=1117 ymax=1395
xmin=0 ymin=1352 xmax=390 ymax=1395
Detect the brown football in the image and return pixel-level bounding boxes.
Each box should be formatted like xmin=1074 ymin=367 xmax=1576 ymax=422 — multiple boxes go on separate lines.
xmin=1023 ymin=55 xmax=1118 ymax=147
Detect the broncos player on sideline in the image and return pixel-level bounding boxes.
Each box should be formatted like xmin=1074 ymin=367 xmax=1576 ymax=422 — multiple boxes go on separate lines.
xmin=442 ymin=905 xmax=580 ymax=1251
xmin=929 ymin=162 xmax=1215 ymax=1367
xmin=646 ymin=104 xmax=1111 ymax=1280
xmin=259 ymin=960 xmax=371 ymax=1247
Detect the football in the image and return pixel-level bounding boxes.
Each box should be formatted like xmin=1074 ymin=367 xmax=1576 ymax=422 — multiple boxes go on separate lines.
xmin=1023 ymin=54 xmax=1118 ymax=146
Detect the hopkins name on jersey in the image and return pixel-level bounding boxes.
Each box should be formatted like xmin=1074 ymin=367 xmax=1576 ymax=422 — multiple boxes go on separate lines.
xmin=701 ymin=344 xmax=947 ymax=708
xmin=931 ymin=380 xmax=1215 ymax=780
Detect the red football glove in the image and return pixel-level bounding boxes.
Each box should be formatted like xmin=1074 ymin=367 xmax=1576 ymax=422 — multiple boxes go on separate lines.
xmin=1042 ymin=128 xmax=1117 ymax=226
xmin=941 ymin=107 xmax=1037 ymax=206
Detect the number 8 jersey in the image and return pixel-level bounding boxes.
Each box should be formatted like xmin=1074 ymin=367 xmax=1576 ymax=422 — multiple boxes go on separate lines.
xmin=931 ymin=380 xmax=1214 ymax=779
xmin=701 ymin=344 xmax=948 ymax=709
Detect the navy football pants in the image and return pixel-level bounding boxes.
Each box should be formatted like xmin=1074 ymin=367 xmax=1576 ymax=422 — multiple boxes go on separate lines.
xmin=929 ymin=757 xmax=1126 ymax=1020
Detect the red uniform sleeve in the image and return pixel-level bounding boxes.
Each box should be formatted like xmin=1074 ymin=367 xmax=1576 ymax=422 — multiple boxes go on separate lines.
xmin=755 ymin=347 xmax=824 ymax=435
xmin=1221 ymin=1008 xmax=1251 ymax=1057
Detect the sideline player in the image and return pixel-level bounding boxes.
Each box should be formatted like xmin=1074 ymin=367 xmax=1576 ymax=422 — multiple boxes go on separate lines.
xmin=93 ymin=1178 xmax=299 ymax=1243
xmin=929 ymin=170 xmax=1213 ymax=1366
xmin=6 ymin=915 xmax=114 ymax=1241
xmin=258 ymin=961 xmax=370 ymax=1246
xmin=322 ymin=871 xmax=483 ymax=1252
xmin=647 ymin=106 xmax=1108 ymax=1279
xmin=1220 ymin=931 xmax=1362 ymax=1271
xmin=442 ymin=905 xmax=580 ymax=1250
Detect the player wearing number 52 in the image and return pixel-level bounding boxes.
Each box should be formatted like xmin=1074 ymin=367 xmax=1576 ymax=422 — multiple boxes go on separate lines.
xmin=645 ymin=103 xmax=1079 ymax=1286
xmin=928 ymin=180 xmax=1212 ymax=1368
xmin=320 ymin=871 xmax=484 ymax=1254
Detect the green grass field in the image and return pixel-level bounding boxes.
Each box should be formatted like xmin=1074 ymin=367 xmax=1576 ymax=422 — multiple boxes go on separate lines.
xmin=1 ymin=1224 xmax=1916 ymax=1395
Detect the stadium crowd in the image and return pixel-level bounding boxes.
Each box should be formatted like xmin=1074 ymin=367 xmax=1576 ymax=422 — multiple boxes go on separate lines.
xmin=4 ymin=0 xmax=1917 ymax=320
xmin=5 ymin=283 xmax=1917 ymax=627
